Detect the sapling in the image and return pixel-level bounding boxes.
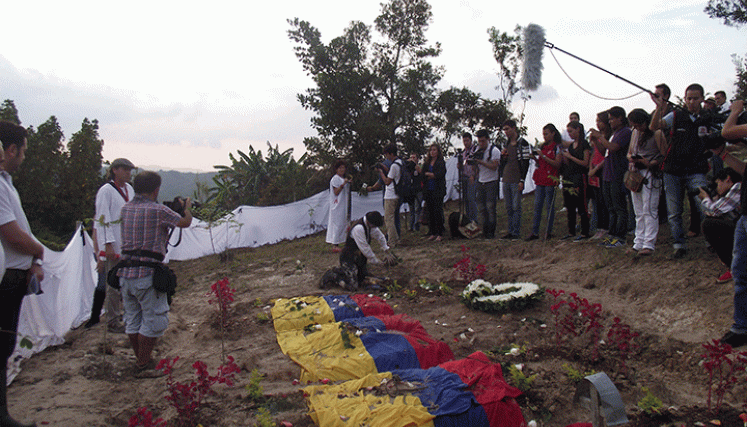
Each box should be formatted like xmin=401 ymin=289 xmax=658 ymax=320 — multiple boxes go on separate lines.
xmin=453 ymin=245 xmax=486 ymax=283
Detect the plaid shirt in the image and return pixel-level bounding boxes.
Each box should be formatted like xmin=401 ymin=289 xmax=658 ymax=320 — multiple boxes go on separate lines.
xmin=702 ymin=182 xmax=742 ymax=218
xmin=118 ymin=195 xmax=181 ymax=279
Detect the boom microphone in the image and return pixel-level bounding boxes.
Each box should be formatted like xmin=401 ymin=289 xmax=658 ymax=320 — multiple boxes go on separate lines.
xmin=521 ymin=23 xmax=545 ymax=91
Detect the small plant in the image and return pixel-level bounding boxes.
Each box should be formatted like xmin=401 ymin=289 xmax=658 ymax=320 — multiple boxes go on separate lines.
xmin=507 ymin=364 xmax=536 ymax=392
xmin=386 ymin=279 xmax=403 ymax=293
xmin=701 ymin=339 xmax=747 ymax=412
xmin=245 ymin=368 xmax=264 ymax=401
xmin=256 ymin=312 xmax=270 ymax=323
xmin=404 ymin=289 xmax=417 ymax=299
xmin=637 ymin=387 xmax=664 ymax=417
xmin=562 ymin=363 xmax=596 ymax=383
xmin=208 ymin=278 xmax=236 ymax=329
xmin=253 ymin=297 xmax=263 ymax=307
xmin=453 ymin=245 xmax=486 ymax=283
xmin=547 ymin=289 xmax=603 ymax=360
xmin=159 ymin=356 xmax=242 ymax=427
xmin=128 ymin=407 xmax=167 ymax=427
xmin=607 ymin=317 xmax=640 ymax=374
xmin=255 ymin=407 xmax=274 ymax=427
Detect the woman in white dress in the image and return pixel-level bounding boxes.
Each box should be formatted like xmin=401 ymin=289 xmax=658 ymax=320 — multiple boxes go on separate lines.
xmin=326 ymin=160 xmax=351 ymax=252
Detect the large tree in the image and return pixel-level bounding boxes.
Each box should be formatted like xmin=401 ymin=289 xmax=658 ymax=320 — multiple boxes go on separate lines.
xmin=288 ymin=0 xmax=443 ymax=180
xmin=433 ymin=87 xmax=512 ymax=148
xmin=705 ymin=0 xmax=747 ymax=26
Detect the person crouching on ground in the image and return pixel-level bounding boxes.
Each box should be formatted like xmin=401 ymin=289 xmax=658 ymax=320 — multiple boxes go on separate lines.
xmin=118 ymin=171 xmax=192 ymax=378
xmin=700 ymin=167 xmax=742 ymax=283
xmin=339 ymin=211 xmax=396 ymax=290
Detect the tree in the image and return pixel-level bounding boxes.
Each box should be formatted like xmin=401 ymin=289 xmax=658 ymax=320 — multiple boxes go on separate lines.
xmin=288 ymin=0 xmax=443 ymax=181
xmin=57 ymin=118 xmax=104 ymax=236
xmin=0 ymin=100 xmax=21 ymax=124
xmin=487 ymin=26 xmax=523 ymax=104
xmin=433 ymin=87 xmax=512 ymax=147
xmin=705 ymin=0 xmax=747 ymax=26
xmin=14 ymin=116 xmax=67 ymax=240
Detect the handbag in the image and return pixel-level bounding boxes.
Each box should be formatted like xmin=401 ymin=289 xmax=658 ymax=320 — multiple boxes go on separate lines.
xmin=107 ymin=250 xmax=177 ymax=297
xmin=624 ymin=169 xmax=646 ymax=192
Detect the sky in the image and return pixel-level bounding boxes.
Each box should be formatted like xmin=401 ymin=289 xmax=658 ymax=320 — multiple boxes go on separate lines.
xmin=1 ymin=0 xmax=745 ymax=172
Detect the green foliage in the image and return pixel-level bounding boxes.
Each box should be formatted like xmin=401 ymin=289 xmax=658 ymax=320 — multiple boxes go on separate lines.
xmin=0 ymin=100 xmax=21 ymax=124
xmin=210 ymin=142 xmax=325 ymax=210
xmin=562 ymin=363 xmax=596 ymax=383
xmin=256 ymin=313 xmax=270 ymax=324
xmin=433 ymin=87 xmax=511 ymax=147
xmin=487 ymin=25 xmax=523 ymax=104
xmin=637 ymin=387 xmax=664 ymax=416
xmin=732 ymin=54 xmax=747 ymax=101
xmin=254 ymin=407 xmax=274 ymax=427
xmin=246 ymin=369 xmax=264 ymax=401
xmin=288 ymin=0 xmax=443 ymax=181
xmin=507 ymin=364 xmax=536 ymax=392
xmin=386 ymin=279 xmax=403 ymax=294
xmin=705 ymin=0 xmax=747 ymax=26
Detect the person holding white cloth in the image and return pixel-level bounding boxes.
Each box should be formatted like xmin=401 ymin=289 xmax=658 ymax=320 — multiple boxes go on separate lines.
xmin=626 ymin=109 xmax=664 ymax=256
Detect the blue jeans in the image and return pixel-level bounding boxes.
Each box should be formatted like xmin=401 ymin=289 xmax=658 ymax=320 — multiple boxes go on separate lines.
xmin=731 ymin=216 xmax=747 ymax=333
xmin=602 ymin=180 xmax=628 ymax=239
xmin=461 ymin=177 xmax=478 ymax=223
xmin=408 ymin=192 xmax=423 ymax=231
xmin=503 ymin=182 xmax=522 ymax=237
xmin=532 ymin=185 xmax=557 ymax=237
xmin=476 ymin=180 xmax=498 ymax=238
xmin=663 ymin=172 xmax=707 ymax=249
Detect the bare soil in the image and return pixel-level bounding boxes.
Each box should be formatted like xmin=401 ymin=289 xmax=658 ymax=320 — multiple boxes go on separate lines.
xmin=7 ymin=200 xmax=747 ymax=426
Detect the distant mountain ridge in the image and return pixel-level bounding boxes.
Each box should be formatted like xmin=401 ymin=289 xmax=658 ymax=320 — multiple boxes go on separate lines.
xmin=101 ymin=167 xmax=218 ymax=203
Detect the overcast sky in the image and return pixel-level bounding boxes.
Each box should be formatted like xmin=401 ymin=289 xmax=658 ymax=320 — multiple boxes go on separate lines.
xmin=1 ymin=0 xmax=744 ymax=171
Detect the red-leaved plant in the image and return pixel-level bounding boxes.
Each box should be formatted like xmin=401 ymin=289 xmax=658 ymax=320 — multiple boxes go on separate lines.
xmin=606 ymin=317 xmax=640 ymax=375
xmin=453 ymin=245 xmax=486 ymax=283
xmin=159 ymin=356 xmax=241 ymax=426
xmin=208 ymin=278 xmax=235 ymax=329
xmin=128 ymin=407 xmax=167 ymax=427
xmin=701 ymin=339 xmax=747 ymax=412
xmin=547 ymin=289 xmax=606 ymax=361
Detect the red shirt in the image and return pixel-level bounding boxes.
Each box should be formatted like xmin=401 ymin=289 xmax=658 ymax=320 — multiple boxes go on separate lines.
xmin=532 ymin=142 xmax=559 ymax=187
xmin=118 ymin=195 xmax=181 ymax=279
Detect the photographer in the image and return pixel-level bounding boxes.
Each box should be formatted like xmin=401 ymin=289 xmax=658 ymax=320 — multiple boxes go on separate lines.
xmin=699 ymin=168 xmax=742 ymax=283
xmin=118 ymin=171 xmax=192 ymax=378
xmin=377 ymin=144 xmax=402 ymax=248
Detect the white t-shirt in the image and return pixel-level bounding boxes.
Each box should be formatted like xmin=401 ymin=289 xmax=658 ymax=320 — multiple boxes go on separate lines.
xmin=94 ymin=181 xmax=134 ymax=256
xmin=0 ymin=171 xmax=37 ymax=270
xmin=384 ymin=160 xmax=402 ymax=200
xmin=477 ymin=146 xmax=501 ymax=183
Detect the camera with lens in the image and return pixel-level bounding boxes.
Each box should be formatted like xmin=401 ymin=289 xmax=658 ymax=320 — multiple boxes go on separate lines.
xmin=700 ymin=109 xmax=747 ymax=150
xmin=466 ymin=148 xmax=485 ymax=165
xmin=163 ymin=197 xmax=200 ymax=217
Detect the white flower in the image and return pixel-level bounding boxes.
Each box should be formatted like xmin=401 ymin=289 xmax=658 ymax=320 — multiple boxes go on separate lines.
xmin=314 ymin=324 xmax=322 ymax=330
xmin=510 ymin=348 xmax=520 ymax=356
xmin=459 ymin=333 xmax=467 ymax=340
xmin=355 ymin=330 xmax=363 ymax=336
xmin=528 ymin=421 xmax=537 ymax=427
xmin=514 ymin=364 xmax=524 ymax=371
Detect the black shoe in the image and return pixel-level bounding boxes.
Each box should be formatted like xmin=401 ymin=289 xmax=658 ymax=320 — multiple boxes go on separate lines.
xmin=501 ymin=233 xmax=513 ymax=240
xmin=671 ymin=248 xmax=687 ymax=259
xmin=560 ymin=234 xmax=575 ymax=241
xmin=525 ymin=234 xmax=539 ymax=242
xmin=720 ymin=331 xmax=747 ymax=348
xmin=573 ymin=235 xmax=590 ymax=242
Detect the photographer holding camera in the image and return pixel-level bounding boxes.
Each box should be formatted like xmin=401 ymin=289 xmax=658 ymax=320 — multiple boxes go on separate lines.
xmin=699 ymin=167 xmax=742 ymax=284
xmin=118 ymin=171 xmax=192 ymax=377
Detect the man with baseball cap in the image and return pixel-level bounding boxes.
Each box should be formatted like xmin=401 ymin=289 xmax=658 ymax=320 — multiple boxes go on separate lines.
xmin=85 ymin=158 xmax=135 ymax=331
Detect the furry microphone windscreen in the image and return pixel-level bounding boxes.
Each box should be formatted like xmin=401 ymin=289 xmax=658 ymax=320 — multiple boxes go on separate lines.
xmin=522 ymin=23 xmax=546 ymax=91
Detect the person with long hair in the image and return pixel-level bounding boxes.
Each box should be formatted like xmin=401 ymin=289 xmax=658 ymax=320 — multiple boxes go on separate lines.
xmin=560 ymin=121 xmax=591 ymax=241
xmin=422 ymin=144 xmax=447 ymax=241
xmin=626 ymin=109 xmax=663 ymax=256
xmin=589 ymin=111 xmax=611 ymax=240
xmin=526 ymin=124 xmax=562 ymax=241
xmin=326 ymin=159 xmax=351 ymax=252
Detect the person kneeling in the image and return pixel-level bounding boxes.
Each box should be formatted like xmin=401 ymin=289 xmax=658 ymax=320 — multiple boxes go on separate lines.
xmin=700 ymin=167 xmax=742 ymax=284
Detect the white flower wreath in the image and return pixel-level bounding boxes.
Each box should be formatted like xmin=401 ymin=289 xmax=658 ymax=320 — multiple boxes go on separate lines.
xmin=461 ymin=280 xmax=543 ymax=313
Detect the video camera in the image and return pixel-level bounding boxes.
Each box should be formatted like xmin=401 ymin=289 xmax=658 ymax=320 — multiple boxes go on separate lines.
xmin=163 ymin=197 xmax=201 ymax=217
xmin=466 ymin=148 xmax=485 ymax=165
xmin=700 ymin=109 xmax=747 ymax=150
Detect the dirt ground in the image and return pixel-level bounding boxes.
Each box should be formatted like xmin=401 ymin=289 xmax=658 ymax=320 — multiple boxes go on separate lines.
xmin=7 ymin=200 xmax=747 ymax=427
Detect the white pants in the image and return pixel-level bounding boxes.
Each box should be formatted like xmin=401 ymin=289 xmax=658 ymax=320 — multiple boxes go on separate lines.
xmin=631 ymin=169 xmax=661 ymax=250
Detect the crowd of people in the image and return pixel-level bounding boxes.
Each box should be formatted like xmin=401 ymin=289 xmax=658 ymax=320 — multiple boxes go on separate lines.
xmin=324 ymin=82 xmax=747 ymax=350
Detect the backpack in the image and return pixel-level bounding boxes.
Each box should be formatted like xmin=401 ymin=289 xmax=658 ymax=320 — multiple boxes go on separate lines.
xmin=393 ymin=159 xmax=416 ymax=203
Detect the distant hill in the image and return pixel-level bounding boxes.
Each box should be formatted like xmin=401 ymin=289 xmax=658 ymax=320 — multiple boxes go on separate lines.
xmin=101 ymin=167 xmax=218 ymax=203
xmin=155 ymin=170 xmax=218 ymax=203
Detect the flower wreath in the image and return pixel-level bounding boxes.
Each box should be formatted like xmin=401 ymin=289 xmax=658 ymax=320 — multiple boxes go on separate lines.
xmin=460 ymin=280 xmax=543 ymax=313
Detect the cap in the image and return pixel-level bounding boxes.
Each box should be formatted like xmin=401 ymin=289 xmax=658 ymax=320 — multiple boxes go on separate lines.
xmin=111 ymin=158 xmax=136 ymax=169
xmin=705 ymin=97 xmax=717 ymax=104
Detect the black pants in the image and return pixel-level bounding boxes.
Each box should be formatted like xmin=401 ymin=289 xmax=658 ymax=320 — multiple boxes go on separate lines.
xmin=703 ymin=216 xmax=737 ymax=267
xmin=424 ymin=189 xmax=444 ymax=237
xmin=0 ymin=269 xmax=28 ymax=364
xmin=563 ymin=186 xmax=590 ymax=236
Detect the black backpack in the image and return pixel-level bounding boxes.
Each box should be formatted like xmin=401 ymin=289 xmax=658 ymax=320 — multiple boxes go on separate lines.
xmin=393 ymin=159 xmax=416 ymax=203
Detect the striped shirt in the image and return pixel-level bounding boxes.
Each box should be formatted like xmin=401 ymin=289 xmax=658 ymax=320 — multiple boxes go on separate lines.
xmin=118 ymin=195 xmax=181 ymax=279
xmin=702 ymin=182 xmax=742 ymax=218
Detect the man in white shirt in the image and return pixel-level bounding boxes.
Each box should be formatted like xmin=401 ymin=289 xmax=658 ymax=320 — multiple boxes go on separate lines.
xmin=338 ymin=211 xmax=394 ymax=290
xmin=0 ymin=120 xmax=43 ymax=427
xmin=472 ymin=129 xmax=501 ymax=239
xmin=85 ymin=158 xmax=135 ymax=331
xmin=377 ymin=144 xmax=402 ymax=248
